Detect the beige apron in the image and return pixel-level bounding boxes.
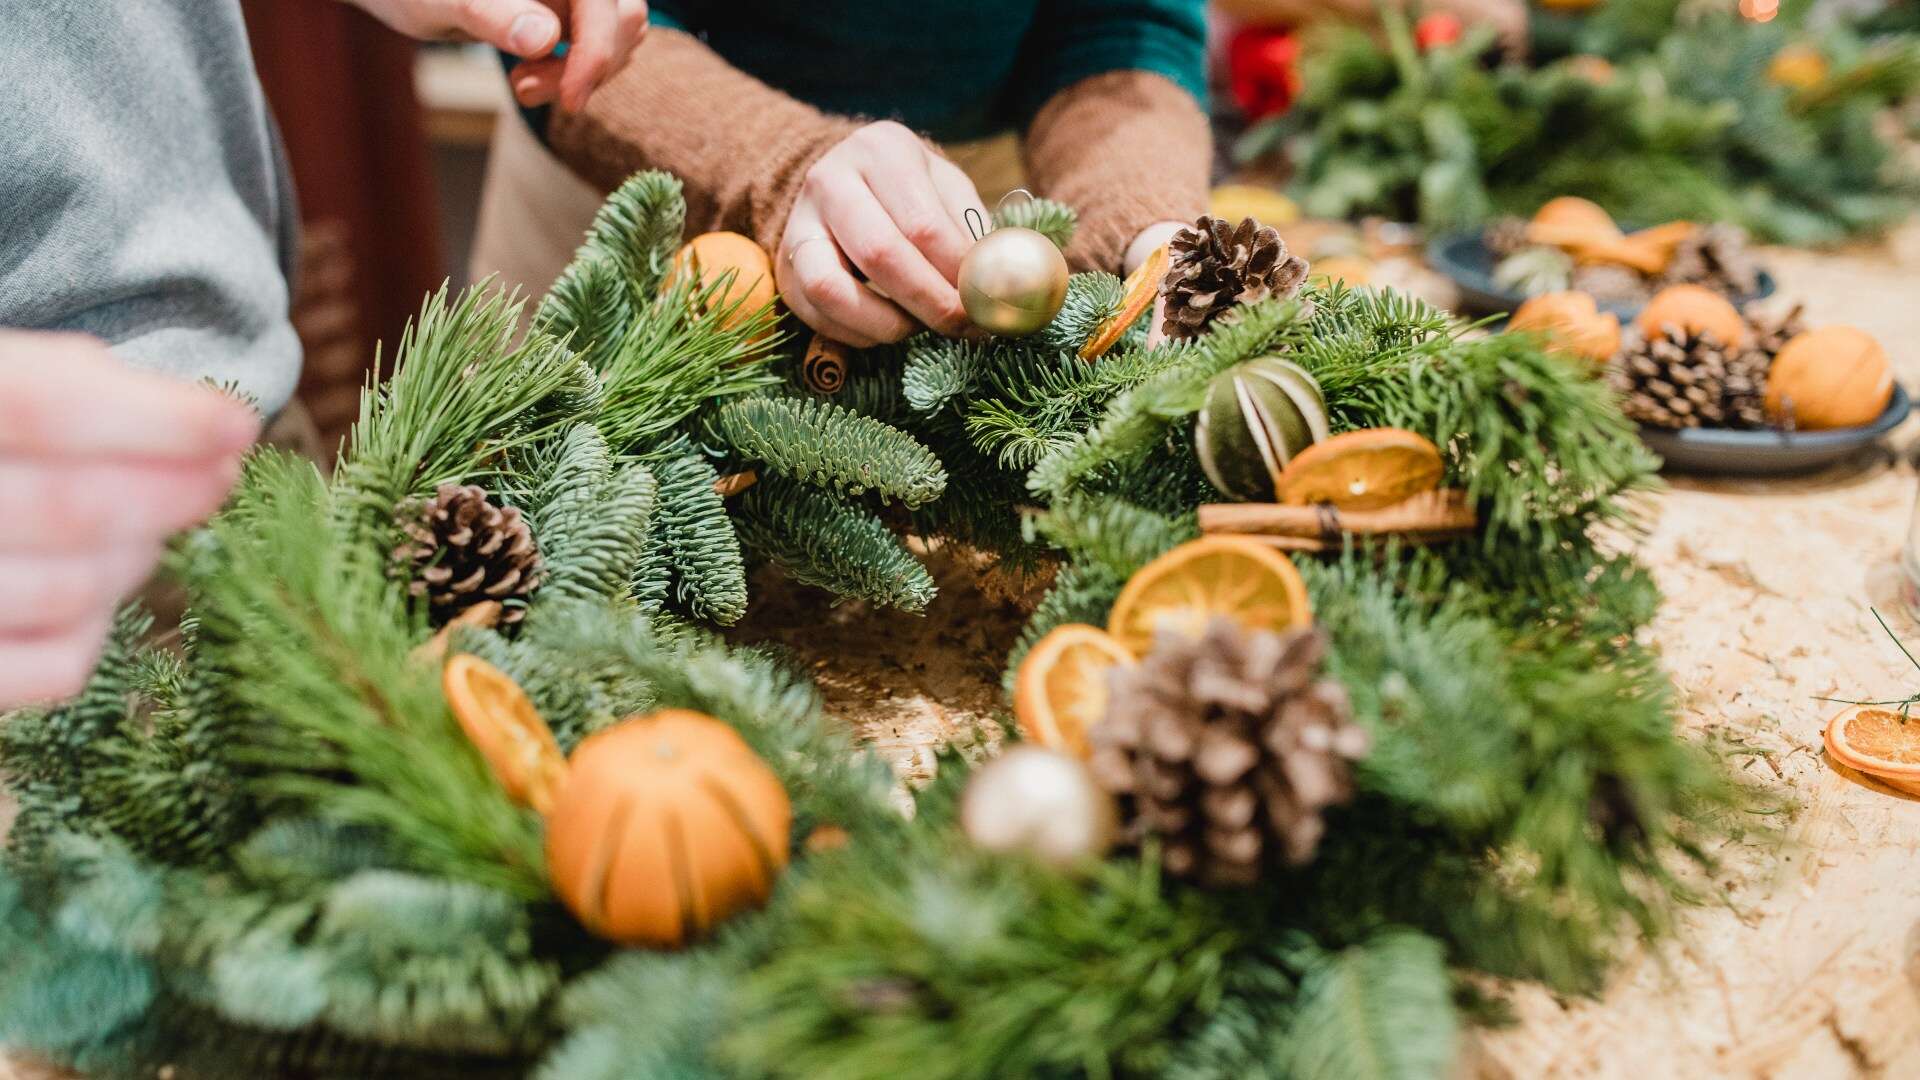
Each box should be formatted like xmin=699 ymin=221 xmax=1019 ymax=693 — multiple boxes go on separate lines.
xmin=467 ymin=104 xmax=1028 ymax=299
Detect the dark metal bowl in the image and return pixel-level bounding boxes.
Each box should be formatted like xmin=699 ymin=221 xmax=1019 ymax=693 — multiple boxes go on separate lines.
xmin=1637 ymin=384 xmax=1911 ymax=475
xmin=1426 ymin=230 xmax=1776 ymax=320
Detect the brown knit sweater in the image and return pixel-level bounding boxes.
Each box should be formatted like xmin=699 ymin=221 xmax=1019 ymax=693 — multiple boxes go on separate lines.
xmin=548 ymin=28 xmax=1210 ymax=274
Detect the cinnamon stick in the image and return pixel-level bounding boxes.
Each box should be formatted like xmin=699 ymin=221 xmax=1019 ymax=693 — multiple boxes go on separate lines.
xmin=1198 ymin=489 xmax=1476 ymax=538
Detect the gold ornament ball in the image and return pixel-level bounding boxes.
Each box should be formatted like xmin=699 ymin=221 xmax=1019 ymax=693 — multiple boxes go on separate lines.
xmin=958 ymin=227 xmax=1069 ymax=337
xmin=960 ymin=745 xmax=1117 ymax=866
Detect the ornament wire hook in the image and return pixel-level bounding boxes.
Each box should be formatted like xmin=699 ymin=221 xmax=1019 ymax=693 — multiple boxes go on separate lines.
xmin=995 ymin=188 xmax=1036 ymax=215
xmin=964 ymin=207 xmax=986 ymax=242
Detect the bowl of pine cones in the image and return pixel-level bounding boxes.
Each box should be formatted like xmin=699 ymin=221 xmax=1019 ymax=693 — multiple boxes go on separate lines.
xmin=1604 ymin=299 xmax=1910 ymax=476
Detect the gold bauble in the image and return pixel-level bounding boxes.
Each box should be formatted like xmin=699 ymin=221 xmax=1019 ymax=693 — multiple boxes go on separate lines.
xmin=958 ymin=227 xmax=1069 ymax=337
xmin=960 ymin=746 xmax=1117 ymax=866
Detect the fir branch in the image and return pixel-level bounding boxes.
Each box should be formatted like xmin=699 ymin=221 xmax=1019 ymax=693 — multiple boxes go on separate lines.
xmin=533 ymin=254 xmax=631 ymax=374
xmin=652 ymin=453 xmax=750 ymax=626
xmin=707 ymin=395 xmax=947 ymax=508
xmin=524 ymin=424 xmax=658 ymax=605
xmin=902 ymin=335 xmax=992 ymax=414
xmin=1283 ymin=930 xmax=1457 ymax=1080
xmin=571 ymin=169 xmax=687 ymax=296
xmin=593 ymin=281 xmax=784 ymax=453
xmin=735 ymin=476 xmax=937 ymax=613
xmin=992 ymin=196 xmax=1077 ymax=250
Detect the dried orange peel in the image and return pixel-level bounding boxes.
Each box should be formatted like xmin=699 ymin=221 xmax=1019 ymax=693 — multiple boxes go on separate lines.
xmin=1080 ymin=243 xmax=1168 ymax=361
xmin=1106 ymin=536 xmax=1313 ymax=656
xmin=1014 ymin=624 xmax=1134 ymax=757
xmin=443 ymin=654 xmax=568 ymax=815
xmin=1824 ymin=703 xmax=1920 ymax=785
xmin=1276 ymin=428 xmax=1445 ymax=511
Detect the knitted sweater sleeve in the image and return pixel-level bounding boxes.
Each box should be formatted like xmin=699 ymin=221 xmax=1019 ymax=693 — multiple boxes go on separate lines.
xmin=1023 ymin=70 xmax=1212 ymax=274
xmin=546 ymin=27 xmax=860 ymax=256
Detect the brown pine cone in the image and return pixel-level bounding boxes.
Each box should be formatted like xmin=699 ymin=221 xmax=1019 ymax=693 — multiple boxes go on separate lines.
xmin=1608 ymin=325 xmax=1769 ymax=431
xmin=391 ymin=483 xmax=544 ymax=625
xmin=1569 ymin=263 xmax=1651 ymax=307
xmin=1745 ymin=302 xmax=1807 ymax=361
xmin=1088 ymin=617 xmax=1369 ymax=887
xmin=1662 ymin=223 xmax=1760 ymax=297
xmin=1161 ymin=215 xmax=1310 ymax=340
xmin=1483 ymin=216 xmax=1533 ymax=258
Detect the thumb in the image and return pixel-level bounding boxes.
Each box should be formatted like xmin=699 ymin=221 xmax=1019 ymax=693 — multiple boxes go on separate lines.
xmin=455 ymin=0 xmax=562 ymax=58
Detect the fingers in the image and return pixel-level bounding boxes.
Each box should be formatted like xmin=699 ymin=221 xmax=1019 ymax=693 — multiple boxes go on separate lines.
xmin=0 ymin=546 xmax=161 ymax=635
xmin=862 ymin=142 xmax=977 ymax=286
xmin=509 ymin=56 xmax=566 ymax=106
xmin=809 ymin=163 xmax=970 ymax=335
xmin=778 ymin=203 xmax=915 ymax=347
xmin=0 ymin=456 xmax=241 ymax=552
xmin=927 ymin=156 xmax=989 ymax=241
xmin=0 ymin=332 xmax=259 ymax=461
xmin=451 ymin=0 xmax=562 ymax=57
xmin=0 ymin=612 xmax=113 ymax=708
xmin=559 ymin=0 xmax=648 ymax=111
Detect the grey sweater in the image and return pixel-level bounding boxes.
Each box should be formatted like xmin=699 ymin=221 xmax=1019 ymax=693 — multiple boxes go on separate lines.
xmin=0 ymin=0 xmax=301 ymax=414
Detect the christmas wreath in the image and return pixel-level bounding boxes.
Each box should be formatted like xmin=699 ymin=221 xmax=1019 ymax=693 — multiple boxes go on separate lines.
xmin=0 ymin=173 xmax=1770 ymax=1079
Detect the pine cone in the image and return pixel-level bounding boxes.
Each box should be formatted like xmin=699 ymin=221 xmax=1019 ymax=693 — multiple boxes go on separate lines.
xmin=1609 ymin=325 xmax=1769 ymax=431
xmin=1745 ymin=302 xmax=1807 ymax=361
xmin=1161 ymin=215 xmax=1310 ymax=340
xmin=1088 ymin=618 xmax=1369 ymax=887
xmin=392 ymin=483 xmax=544 ymax=625
xmin=1482 ymin=216 xmax=1533 ymax=258
xmin=1662 ymin=223 xmax=1760 ymax=297
xmin=1569 ymin=263 xmax=1651 ymax=307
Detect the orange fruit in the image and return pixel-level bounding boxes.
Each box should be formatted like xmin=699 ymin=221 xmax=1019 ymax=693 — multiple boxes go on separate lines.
xmin=442 ymin=654 xmax=568 ymax=815
xmin=1014 ymin=624 xmax=1134 ymax=757
xmin=669 ymin=231 xmax=778 ymax=332
xmin=1764 ymin=326 xmax=1893 ymax=431
xmin=1635 ymin=284 xmax=1747 ymax=348
xmin=1824 ymin=703 xmax=1920 ymax=780
xmin=1080 ymin=244 xmax=1168 ymax=360
xmin=1275 ymin=428 xmax=1445 ymax=510
xmin=1106 ymin=537 xmax=1313 ymax=656
xmin=1529 ymin=196 xmax=1620 ymax=239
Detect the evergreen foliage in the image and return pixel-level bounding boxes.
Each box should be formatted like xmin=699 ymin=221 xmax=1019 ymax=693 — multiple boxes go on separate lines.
xmin=1241 ymin=7 xmax=1920 ymax=243
xmin=707 ymin=395 xmax=948 ymax=508
xmin=652 ymin=452 xmax=751 ymax=625
xmin=735 ymin=476 xmax=938 ymax=612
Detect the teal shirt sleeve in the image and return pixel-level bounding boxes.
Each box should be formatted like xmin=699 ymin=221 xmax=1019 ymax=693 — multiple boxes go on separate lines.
xmin=1005 ymin=0 xmax=1208 ymax=125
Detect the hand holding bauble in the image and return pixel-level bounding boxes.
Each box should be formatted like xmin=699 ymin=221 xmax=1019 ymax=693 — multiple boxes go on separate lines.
xmin=960 ymin=745 xmax=1117 ymax=866
xmin=958 ymin=227 xmax=1069 ymax=337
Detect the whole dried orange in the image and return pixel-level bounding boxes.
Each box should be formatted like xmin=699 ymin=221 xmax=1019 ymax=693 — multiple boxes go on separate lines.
xmin=1824 ymin=703 xmax=1920 ymax=780
xmin=1275 ymin=428 xmax=1445 ymax=510
xmin=1080 ymin=244 xmax=1168 ymax=360
xmin=443 ymin=654 xmax=568 ymax=815
xmin=1014 ymin=624 xmax=1134 ymax=757
xmin=1106 ymin=536 xmax=1313 ymax=656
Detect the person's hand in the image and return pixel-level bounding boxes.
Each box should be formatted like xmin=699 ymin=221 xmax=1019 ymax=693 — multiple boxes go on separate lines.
xmin=341 ymin=0 xmax=649 ymax=110
xmin=0 ymin=332 xmax=258 ymax=708
xmin=776 ymin=122 xmax=987 ymax=347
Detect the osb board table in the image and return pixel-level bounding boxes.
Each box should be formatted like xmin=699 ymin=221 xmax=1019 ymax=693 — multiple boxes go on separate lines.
xmin=6 ymin=231 xmax=1920 ymax=1080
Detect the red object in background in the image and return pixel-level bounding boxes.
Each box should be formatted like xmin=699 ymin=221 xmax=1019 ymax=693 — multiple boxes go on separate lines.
xmin=1227 ymin=26 xmax=1303 ymax=121
xmin=1414 ymin=12 xmax=1465 ymax=50
xmin=239 ymin=1 xmax=444 ymax=446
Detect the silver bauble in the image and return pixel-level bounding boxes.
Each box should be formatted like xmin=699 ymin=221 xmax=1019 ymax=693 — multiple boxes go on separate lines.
xmin=958 ymin=227 xmax=1070 ymax=337
xmin=960 ymin=746 xmax=1117 ymax=866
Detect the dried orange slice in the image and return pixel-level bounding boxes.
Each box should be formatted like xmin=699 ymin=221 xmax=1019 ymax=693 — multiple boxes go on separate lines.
xmin=1079 ymin=244 xmax=1168 ymax=361
xmin=1824 ymin=703 xmax=1920 ymax=781
xmin=1106 ymin=537 xmax=1313 ymax=656
xmin=1275 ymin=428 xmax=1445 ymax=511
xmin=443 ymin=654 xmax=568 ymax=815
xmin=1014 ymin=624 xmax=1134 ymax=757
